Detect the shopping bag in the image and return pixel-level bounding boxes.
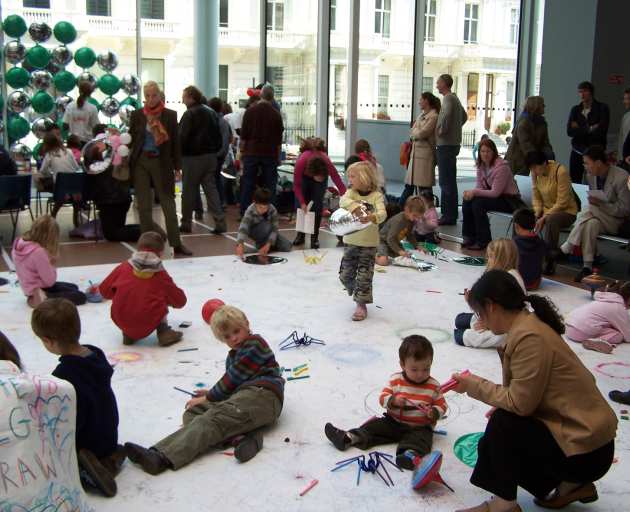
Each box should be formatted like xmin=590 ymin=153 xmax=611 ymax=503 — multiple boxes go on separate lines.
xmin=296 ymin=201 xmax=315 ymax=234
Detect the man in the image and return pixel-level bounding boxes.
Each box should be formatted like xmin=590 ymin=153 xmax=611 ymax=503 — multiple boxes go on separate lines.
xmin=178 ymin=87 xmax=226 ymax=234
xmin=435 ymin=74 xmax=467 ymax=225
xmin=0 ymin=144 xmax=18 ymax=176
xmin=560 ymin=145 xmax=630 ymax=282
xmin=618 ymin=88 xmax=630 ymax=171
xmin=208 ymin=97 xmax=233 ymax=207
xmin=567 ymin=81 xmax=610 ymax=184
xmin=239 ymin=84 xmax=284 ymax=216
xmin=129 ymin=82 xmax=191 ymax=255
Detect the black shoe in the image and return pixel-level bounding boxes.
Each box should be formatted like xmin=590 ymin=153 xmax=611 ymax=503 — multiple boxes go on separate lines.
xmin=213 ymin=220 xmax=227 ymax=234
xmin=234 ymin=430 xmax=264 ymax=463
xmin=311 ymin=236 xmax=320 ymax=250
xmin=438 ymin=217 xmax=456 ymax=226
xmin=468 ymin=242 xmax=488 ymax=251
xmin=324 ymin=423 xmax=351 ymax=451
xmin=574 ymin=267 xmax=592 ymax=283
xmin=461 ymin=237 xmax=474 ymax=248
xmin=124 ymin=443 xmax=170 ymax=475
xmin=174 ymin=244 xmax=193 ymax=256
xmin=293 ymin=233 xmax=305 ymax=246
xmin=609 ymin=390 xmax=630 ymax=405
xmin=179 ymin=223 xmax=192 ymax=234
xmin=79 ymin=449 xmax=117 ymax=497
xmin=194 ymin=211 xmax=204 ymax=220
xmin=543 ymin=257 xmax=556 ymax=276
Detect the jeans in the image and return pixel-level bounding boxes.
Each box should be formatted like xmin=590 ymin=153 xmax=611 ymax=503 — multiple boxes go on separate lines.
xmin=181 ymin=153 xmax=224 ymax=227
xmin=436 ymin=145 xmax=460 ymax=222
xmin=462 ymin=195 xmax=514 ymax=246
xmin=44 ymin=282 xmax=87 ymax=305
xmin=240 ymin=155 xmax=279 ymax=215
xmin=249 ymin=221 xmax=292 ymax=252
xmin=98 ymin=200 xmax=141 ymax=243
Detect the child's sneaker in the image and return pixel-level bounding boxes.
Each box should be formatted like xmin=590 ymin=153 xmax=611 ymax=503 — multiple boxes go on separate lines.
xmin=324 ymin=423 xmax=351 ymax=451
xmin=78 ymin=449 xmax=117 ymax=497
xmin=234 ymin=430 xmax=264 ymax=463
xmin=124 ymin=443 xmax=171 ymax=475
xmin=396 ymin=449 xmax=421 ymax=470
xmin=157 ymin=327 xmax=183 ymax=347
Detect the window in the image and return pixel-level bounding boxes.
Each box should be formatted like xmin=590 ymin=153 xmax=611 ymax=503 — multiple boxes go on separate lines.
xmin=506 ymin=80 xmax=515 ymax=112
xmin=377 ymin=75 xmax=389 ymax=116
xmin=422 ymin=76 xmax=433 ymax=93
xmin=86 ymin=0 xmax=111 ymax=16
xmin=424 ymin=0 xmax=436 ymax=42
xmin=330 ymin=0 xmax=337 ymax=31
xmin=266 ymin=0 xmax=284 ymax=31
xmin=374 ymin=0 xmax=391 ymax=38
xmin=220 ymin=0 xmax=229 ymax=28
xmin=141 ymin=58 xmax=165 ymax=92
xmin=23 ymin=0 xmax=50 ymax=8
xmin=464 ymin=2 xmax=479 ymax=44
xmin=266 ymin=66 xmax=284 ymax=99
xmin=467 ymin=73 xmax=479 ymax=121
xmin=510 ymin=8 xmax=519 ymax=45
xmin=141 ymin=0 xmax=164 ymax=19
xmin=219 ymin=65 xmax=229 ymax=103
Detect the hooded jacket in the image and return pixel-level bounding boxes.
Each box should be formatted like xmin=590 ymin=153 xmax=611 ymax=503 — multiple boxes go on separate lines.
xmin=12 ymin=238 xmax=56 ymax=296
xmin=566 ymin=291 xmax=630 ymax=344
xmin=513 ymin=233 xmax=547 ymax=289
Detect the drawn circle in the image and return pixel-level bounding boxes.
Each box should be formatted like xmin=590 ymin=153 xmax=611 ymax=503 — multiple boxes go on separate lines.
xmin=108 ymin=351 xmax=142 ymax=364
xmin=594 ymin=362 xmax=630 ymax=379
xmin=454 ymin=432 xmax=484 ymax=468
xmin=396 ymin=326 xmax=451 ymax=344
xmin=325 ymin=344 xmax=381 ymax=366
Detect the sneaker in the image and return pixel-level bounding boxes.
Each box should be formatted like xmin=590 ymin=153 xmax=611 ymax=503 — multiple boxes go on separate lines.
xmin=157 ymin=328 xmax=183 ymax=347
xmin=609 ymin=390 xmax=630 ymax=405
xmin=213 ymin=220 xmax=227 ymax=234
xmin=293 ymin=233 xmax=305 ymax=246
xmin=174 ymin=244 xmax=193 ymax=256
xmin=324 ymin=423 xmax=351 ymax=451
xmin=396 ymin=450 xmax=421 ymax=470
xmin=234 ymin=430 xmax=264 ymax=463
xmin=78 ymin=449 xmax=117 ymax=497
xmin=574 ymin=267 xmax=592 ymax=283
xmin=124 ymin=443 xmax=170 ymax=475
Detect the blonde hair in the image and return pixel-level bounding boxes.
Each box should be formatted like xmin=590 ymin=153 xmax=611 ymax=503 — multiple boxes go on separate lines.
xmin=348 ymin=161 xmax=378 ymax=193
xmin=23 ymin=215 xmax=59 ymax=258
xmin=143 ymin=80 xmax=161 ymax=95
xmin=524 ymin=96 xmax=545 ymax=116
xmin=486 ymin=238 xmax=519 ymax=272
xmin=210 ymin=305 xmax=250 ymax=342
xmin=404 ymin=196 xmax=426 ymax=215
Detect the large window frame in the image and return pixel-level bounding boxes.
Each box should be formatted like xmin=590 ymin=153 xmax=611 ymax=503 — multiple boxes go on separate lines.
xmin=464 ymin=2 xmax=479 ymax=44
xmin=374 ymin=0 xmax=391 ymax=38
xmin=510 ymin=7 xmax=519 ymax=45
xmin=141 ymin=0 xmax=164 ymax=20
xmin=266 ymin=0 xmax=284 ymax=31
xmin=23 ymin=0 xmax=50 ymax=8
xmin=424 ymin=0 xmax=437 ymax=42
xmin=220 ymin=0 xmax=229 ymax=27
xmin=86 ymin=0 xmax=111 ymax=17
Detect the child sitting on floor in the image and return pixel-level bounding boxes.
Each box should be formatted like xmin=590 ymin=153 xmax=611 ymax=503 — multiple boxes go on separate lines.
xmin=12 ymin=215 xmax=86 ymax=307
xmin=124 ymin=303 xmax=284 ymax=474
xmin=32 ymin=298 xmax=124 ymax=498
xmin=565 ymin=280 xmax=630 ymax=354
xmin=325 ymin=335 xmax=447 ymax=470
xmin=99 ymin=231 xmax=187 ymax=347
xmin=414 ymin=190 xmax=439 ymax=244
xmin=376 ymin=196 xmax=425 ymax=266
xmin=512 ymin=208 xmax=546 ymax=290
xmin=236 ymin=187 xmax=292 ymax=259
xmin=453 ymin=238 xmax=525 ymax=348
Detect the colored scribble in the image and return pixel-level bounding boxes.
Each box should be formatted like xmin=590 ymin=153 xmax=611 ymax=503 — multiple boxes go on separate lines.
xmin=594 ymin=362 xmax=630 ymax=379
xmin=108 ymin=351 xmax=143 ymax=364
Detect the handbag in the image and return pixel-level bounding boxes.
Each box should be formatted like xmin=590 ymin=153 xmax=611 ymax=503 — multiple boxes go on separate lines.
xmin=400 ymin=141 xmax=412 ymax=167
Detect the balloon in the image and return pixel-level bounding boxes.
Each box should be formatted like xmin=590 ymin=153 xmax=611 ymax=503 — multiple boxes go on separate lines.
xmin=96 ymin=50 xmax=118 ymax=72
xmin=51 ymin=45 xmax=73 ymax=67
xmin=30 ymin=69 xmax=53 ymax=91
xmin=3 ymin=15 xmax=27 ymax=39
xmin=202 ymin=299 xmax=225 ymax=324
xmin=7 ymin=91 xmax=31 ymax=114
xmin=32 ymin=142 xmax=43 ymax=160
xmin=5 ymin=67 xmax=30 ymax=89
xmin=118 ymin=104 xmax=136 ymax=125
xmin=121 ymin=74 xmax=141 ymax=96
xmin=74 ymin=47 xmax=96 ymax=68
xmin=328 ymin=207 xmax=372 ymax=236
xmin=53 ymin=21 xmax=77 ymax=44
xmin=31 ymin=117 xmax=55 ymax=139
xmin=53 ymin=70 xmax=76 ymax=93
xmin=28 ymin=22 xmax=52 ymax=43
xmin=77 ymin=71 xmax=97 ymax=89
xmin=7 ymin=116 xmax=30 ymax=140
xmin=4 ymin=40 xmax=27 ymax=65
xmin=101 ymin=97 xmax=120 ymax=117
xmin=25 ymin=45 xmax=51 ymax=69
xmin=121 ymin=96 xmax=141 ymax=109
xmin=98 ymin=74 xmax=121 ymax=96
xmin=88 ymin=97 xmax=101 ymax=111
xmin=55 ymin=95 xmax=73 ymax=114
xmin=9 ymin=143 xmax=32 ymax=162
xmin=32 ymin=91 xmax=55 ymax=115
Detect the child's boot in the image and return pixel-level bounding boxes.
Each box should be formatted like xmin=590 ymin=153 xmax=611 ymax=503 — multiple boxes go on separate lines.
xmin=234 ymin=430 xmax=264 ymax=463
xmin=124 ymin=443 xmax=171 ymax=475
xmin=396 ymin=449 xmax=421 ymax=470
xmin=78 ymin=449 xmax=117 ymax=497
xmin=157 ymin=323 xmax=183 ymax=347
xmin=324 ymin=423 xmax=352 ymax=451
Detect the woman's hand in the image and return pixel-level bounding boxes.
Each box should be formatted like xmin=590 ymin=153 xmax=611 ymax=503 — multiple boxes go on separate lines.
xmin=534 ymin=215 xmax=546 ymax=233
xmin=193 ymin=389 xmax=208 ymax=397
xmin=185 ymin=396 xmax=207 ymax=410
xmin=463 ymin=190 xmax=475 ymax=201
xmin=451 ymin=371 xmax=478 ymax=394
xmin=301 ymin=203 xmax=308 ymax=212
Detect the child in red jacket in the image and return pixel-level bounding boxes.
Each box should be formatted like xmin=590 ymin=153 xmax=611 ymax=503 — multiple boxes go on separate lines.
xmin=99 ymin=232 xmax=187 ymax=346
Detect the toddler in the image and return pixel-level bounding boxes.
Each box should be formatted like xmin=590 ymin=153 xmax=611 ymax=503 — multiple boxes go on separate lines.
xmin=512 ymin=208 xmax=547 ymax=290
xmin=414 ymin=190 xmax=439 ymax=244
xmin=376 ymin=196 xmax=425 ymax=266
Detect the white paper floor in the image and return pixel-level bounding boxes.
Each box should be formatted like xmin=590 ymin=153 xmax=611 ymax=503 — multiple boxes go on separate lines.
xmin=1 ymin=248 xmax=629 ymax=511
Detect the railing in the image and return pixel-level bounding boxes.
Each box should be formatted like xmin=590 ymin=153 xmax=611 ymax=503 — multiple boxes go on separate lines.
xmin=462 ymin=129 xmax=478 ymax=148
xmin=21 ymin=8 xmax=51 ymax=23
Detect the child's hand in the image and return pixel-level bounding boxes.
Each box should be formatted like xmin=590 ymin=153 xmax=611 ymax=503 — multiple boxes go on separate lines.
xmin=194 ymin=389 xmax=208 ymax=397
xmin=259 ymin=242 xmax=271 ymax=256
xmin=485 ymin=406 xmax=497 ymax=420
xmin=389 ymin=394 xmax=404 ymax=408
xmin=398 ymin=250 xmax=410 ymax=257
xmin=427 ymin=407 xmax=440 ymax=422
xmin=185 ymin=395 xmax=207 ymax=410
xmin=472 ymin=319 xmax=485 ymax=332
xmin=235 ymin=243 xmax=244 ymax=259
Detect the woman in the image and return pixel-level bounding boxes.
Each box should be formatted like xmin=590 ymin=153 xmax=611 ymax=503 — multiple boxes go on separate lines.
xmin=400 ymin=92 xmax=440 ymax=205
xmin=453 ymin=270 xmax=616 ymax=512
xmin=462 ymin=139 xmax=521 ymax=250
xmin=528 ymin=151 xmax=578 ymax=274
xmin=63 ymin=81 xmax=100 ymax=146
xmin=506 ymin=96 xmax=553 ymax=176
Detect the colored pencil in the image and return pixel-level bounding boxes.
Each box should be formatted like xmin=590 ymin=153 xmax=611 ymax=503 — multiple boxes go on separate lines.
xmin=299 ymin=479 xmax=319 ymax=496
xmin=173 ymin=386 xmax=195 ymax=397
xmin=287 ymin=375 xmax=310 ymax=381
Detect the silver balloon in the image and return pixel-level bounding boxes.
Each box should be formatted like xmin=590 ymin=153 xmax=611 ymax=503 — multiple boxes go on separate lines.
xmin=4 ymin=40 xmax=27 ymax=65
xmin=51 ymin=45 xmax=73 ymax=67
xmin=328 ymin=207 xmax=372 ymax=236
xmin=30 ymin=70 xmax=53 ymax=91
xmin=118 ymin=104 xmax=136 ymax=125
xmin=7 ymin=91 xmax=31 ymax=114
xmin=121 ymin=74 xmax=141 ymax=96
xmin=101 ymin=97 xmax=120 ymax=118
xmin=77 ymin=71 xmax=97 ymax=89
xmin=9 ymin=143 xmax=32 ymax=161
xmin=31 ymin=117 xmax=55 ymax=139
xmin=96 ymin=51 xmax=118 ymax=72
xmin=56 ymin=95 xmax=73 ymax=114
xmin=28 ymin=22 xmax=53 ymax=43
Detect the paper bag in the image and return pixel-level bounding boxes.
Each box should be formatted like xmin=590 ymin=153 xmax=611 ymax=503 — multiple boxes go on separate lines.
xmin=296 ymin=201 xmax=315 ymax=235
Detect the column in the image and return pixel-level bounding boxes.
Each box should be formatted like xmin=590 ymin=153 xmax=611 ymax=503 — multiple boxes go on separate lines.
xmin=194 ymin=0 xmax=219 ymax=98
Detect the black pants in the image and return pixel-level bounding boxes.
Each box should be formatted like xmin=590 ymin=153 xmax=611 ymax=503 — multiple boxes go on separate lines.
xmin=349 ymin=414 xmax=433 ymax=456
xmin=43 ymin=282 xmax=86 ymax=305
xmin=454 ymin=312 xmax=474 ymax=346
xmin=462 ymin=195 xmax=514 ymax=246
xmin=301 ymin=176 xmax=327 ymax=239
xmin=471 ymin=409 xmax=614 ymax=501
xmin=570 ymin=150 xmax=585 ymax=184
xmin=98 ymin=201 xmax=141 ymax=243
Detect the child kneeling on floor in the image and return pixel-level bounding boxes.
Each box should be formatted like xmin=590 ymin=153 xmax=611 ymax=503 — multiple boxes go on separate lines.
xmin=99 ymin=231 xmax=187 ymax=347
xmin=325 ymin=335 xmax=447 ymax=470
xmin=125 ymin=303 xmax=284 ymax=474
xmin=375 ymin=196 xmax=425 ymax=266
xmin=512 ymin=208 xmax=546 ymax=291
xmin=32 ymin=298 xmax=124 ymax=498
xmin=414 ymin=190 xmax=440 ymax=244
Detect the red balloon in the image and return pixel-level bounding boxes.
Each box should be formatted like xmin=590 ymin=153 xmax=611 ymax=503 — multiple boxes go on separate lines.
xmin=202 ymin=299 xmax=225 ymax=324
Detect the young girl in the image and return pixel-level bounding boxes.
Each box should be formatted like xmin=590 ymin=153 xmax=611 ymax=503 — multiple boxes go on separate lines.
xmin=339 ymin=162 xmax=387 ymax=321
xmin=355 ymin=139 xmax=386 ymax=195
xmin=12 ymin=215 xmax=86 ymax=307
xmin=66 ymin=134 xmax=83 ymax=164
xmin=453 ymin=238 xmax=525 ymax=348
xmin=414 ymin=190 xmax=439 ymax=244
xmin=565 ymin=280 xmax=630 ymax=353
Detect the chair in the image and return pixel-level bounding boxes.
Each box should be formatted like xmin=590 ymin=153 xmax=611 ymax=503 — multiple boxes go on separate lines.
xmin=0 ymin=174 xmax=34 ymax=242
xmin=46 ymin=172 xmax=86 ymax=221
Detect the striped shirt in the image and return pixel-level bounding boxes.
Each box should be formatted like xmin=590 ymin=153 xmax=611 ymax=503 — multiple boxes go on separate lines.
xmin=379 ymin=372 xmax=447 ymax=426
xmin=206 ymin=335 xmax=285 ymax=403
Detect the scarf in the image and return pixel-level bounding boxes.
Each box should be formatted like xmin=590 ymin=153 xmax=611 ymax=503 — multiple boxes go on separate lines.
xmin=129 ymin=251 xmax=164 ymax=279
xmin=143 ymin=101 xmax=169 ymax=146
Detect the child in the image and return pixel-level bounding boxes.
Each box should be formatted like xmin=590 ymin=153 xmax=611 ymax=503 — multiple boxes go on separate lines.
xmin=565 ymin=280 xmax=630 ymax=353
xmin=32 ymin=298 xmax=123 ymax=497
xmin=414 ymin=190 xmax=439 ymax=244
xmin=124 ymin=303 xmax=284 ymax=474
xmin=12 ymin=215 xmax=86 ymax=307
xmin=355 ymin=139 xmax=386 ymax=195
xmin=325 ymin=335 xmax=447 ymax=469
xmin=339 ymin=162 xmax=387 ymax=321
xmin=236 ymin=188 xmax=292 ymax=258
xmin=99 ymin=231 xmax=187 ymax=347
xmin=512 ymin=208 xmax=546 ymax=290
xmin=66 ymin=134 xmax=83 ymax=164
xmin=376 ymin=196 xmax=425 ymax=266
xmin=453 ymin=238 xmax=525 ymax=348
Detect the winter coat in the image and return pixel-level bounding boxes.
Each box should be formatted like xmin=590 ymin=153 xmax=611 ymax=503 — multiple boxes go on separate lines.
xmin=12 ymin=238 xmax=56 ymax=296
xmin=406 ymin=109 xmax=438 ymax=187
xmin=506 ymin=113 xmax=554 ymax=175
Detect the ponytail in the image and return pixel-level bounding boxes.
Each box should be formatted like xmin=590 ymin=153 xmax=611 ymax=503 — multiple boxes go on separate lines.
xmin=525 ymin=295 xmax=565 ymax=335
xmin=77 ymin=81 xmax=94 ymax=109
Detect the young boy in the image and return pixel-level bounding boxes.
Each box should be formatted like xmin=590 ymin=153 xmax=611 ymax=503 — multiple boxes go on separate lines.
xmin=32 ymin=298 xmax=123 ymax=497
xmin=124 ymin=303 xmax=284 ymax=474
xmin=375 ymin=196 xmax=425 ymax=266
xmin=325 ymin=335 xmax=447 ymax=469
xmin=99 ymin=231 xmax=187 ymax=346
xmin=512 ymin=208 xmax=547 ymax=290
xmin=236 ymin=187 xmax=291 ymax=258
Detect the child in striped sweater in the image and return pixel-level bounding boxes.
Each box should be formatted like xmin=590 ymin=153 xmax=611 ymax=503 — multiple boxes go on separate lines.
xmin=325 ymin=335 xmax=447 ymax=469
xmin=125 ymin=304 xmax=284 ymax=474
